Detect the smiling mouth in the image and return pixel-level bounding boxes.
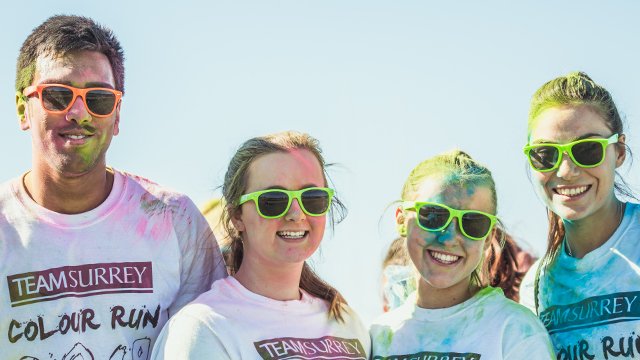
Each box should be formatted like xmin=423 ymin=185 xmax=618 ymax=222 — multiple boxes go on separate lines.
xmin=554 ymin=185 xmax=591 ymax=197
xmin=277 ymin=231 xmax=308 ymax=240
xmin=428 ymin=250 xmax=461 ymax=265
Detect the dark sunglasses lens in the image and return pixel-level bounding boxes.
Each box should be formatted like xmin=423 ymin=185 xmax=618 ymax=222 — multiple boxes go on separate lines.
xmin=572 ymin=141 xmax=603 ymax=166
xmin=417 ymin=205 xmax=450 ymax=230
xmin=86 ymin=90 xmax=117 ymax=115
xmin=300 ymin=189 xmax=331 ymax=215
xmin=529 ymin=146 xmax=559 ymax=170
xmin=257 ymin=191 xmax=289 ymax=217
xmin=461 ymin=213 xmax=492 ymax=239
xmin=41 ymin=86 xmax=73 ymax=111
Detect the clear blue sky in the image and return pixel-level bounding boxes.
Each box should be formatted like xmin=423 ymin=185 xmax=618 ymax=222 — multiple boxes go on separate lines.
xmin=2 ymin=1 xmax=639 ymax=324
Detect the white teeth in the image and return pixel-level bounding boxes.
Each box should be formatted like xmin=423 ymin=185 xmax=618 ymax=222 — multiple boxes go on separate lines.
xmin=429 ymin=250 xmax=460 ymax=264
xmin=66 ymin=135 xmax=86 ymax=140
xmin=277 ymin=231 xmax=306 ymax=239
xmin=556 ymin=186 xmax=589 ymax=197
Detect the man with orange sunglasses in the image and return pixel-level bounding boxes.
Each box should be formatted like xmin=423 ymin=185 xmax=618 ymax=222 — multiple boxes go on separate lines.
xmin=1 ymin=15 xmax=226 ymax=359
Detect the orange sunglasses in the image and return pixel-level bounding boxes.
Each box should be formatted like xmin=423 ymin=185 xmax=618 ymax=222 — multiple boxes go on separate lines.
xmin=23 ymin=84 xmax=122 ymax=117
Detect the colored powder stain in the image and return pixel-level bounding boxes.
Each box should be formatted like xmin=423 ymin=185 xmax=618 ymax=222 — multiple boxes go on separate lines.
xmin=374 ymin=327 xmax=395 ymax=350
xmin=135 ymin=218 xmax=149 ymax=237
xmin=140 ymin=193 xmax=168 ymax=215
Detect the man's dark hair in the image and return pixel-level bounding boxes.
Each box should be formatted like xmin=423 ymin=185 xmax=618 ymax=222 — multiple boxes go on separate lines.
xmin=16 ymin=15 xmax=125 ymax=93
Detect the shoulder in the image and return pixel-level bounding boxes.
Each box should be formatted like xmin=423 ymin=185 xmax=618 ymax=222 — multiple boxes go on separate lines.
xmin=0 ymin=177 xmax=21 ymax=205
xmin=120 ymin=170 xmax=187 ymax=202
xmin=118 ymin=170 xmax=199 ymax=215
xmin=370 ymin=300 xmax=414 ymax=331
xmin=480 ymin=288 xmax=546 ymax=333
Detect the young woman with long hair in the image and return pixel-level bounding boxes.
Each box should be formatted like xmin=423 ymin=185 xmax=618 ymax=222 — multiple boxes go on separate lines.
xmin=520 ymin=72 xmax=639 ymax=358
xmin=152 ymin=131 xmax=369 ymax=359
xmin=370 ymin=150 xmax=553 ymax=359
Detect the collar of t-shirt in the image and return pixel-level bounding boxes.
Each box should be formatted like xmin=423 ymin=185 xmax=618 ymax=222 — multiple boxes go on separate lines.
xmin=12 ymin=169 xmax=126 ymax=228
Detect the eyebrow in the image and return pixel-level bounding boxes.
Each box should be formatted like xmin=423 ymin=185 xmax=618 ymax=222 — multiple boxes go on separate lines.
xmin=262 ymin=184 xmax=321 ymax=191
xmin=37 ymin=79 xmax=115 ymax=89
xmin=530 ymin=132 xmax=609 ymax=144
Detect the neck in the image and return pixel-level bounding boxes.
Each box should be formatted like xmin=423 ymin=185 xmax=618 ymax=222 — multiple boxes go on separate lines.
xmin=234 ymin=257 xmax=304 ymax=301
xmin=24 ymin=165 xmax=114 ymax=214
xmin=415 ymin=276 xmax=479 ymax=309
xmin=564 ymin=197 xmax=625 ymax=259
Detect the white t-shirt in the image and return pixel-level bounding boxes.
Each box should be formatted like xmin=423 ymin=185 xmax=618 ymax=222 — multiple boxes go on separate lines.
xmin=520 ymin=202 xmax=640 ymax=359
xmin=151 ymin=276 xmax=371 ymax=359
xmin=0 ymin=170 xmax=227 ymax=360
xmin=370 ymin=286 xmax=555 ymax=359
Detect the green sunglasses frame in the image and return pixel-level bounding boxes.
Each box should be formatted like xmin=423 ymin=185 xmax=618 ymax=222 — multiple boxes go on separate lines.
xmin=402 ymin=201 xmax=497 ymax=241
xmin=239 ymin=187 xmax=334 ymax=219
xmin=523 ymin=133 xmax=619 ymax=172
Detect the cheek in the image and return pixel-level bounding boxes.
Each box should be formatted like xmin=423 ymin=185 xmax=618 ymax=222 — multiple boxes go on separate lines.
xmin=532 ymin=172 xmax=553 ymax=197
xmin=309 ymin=216 xmax=327 ymax=237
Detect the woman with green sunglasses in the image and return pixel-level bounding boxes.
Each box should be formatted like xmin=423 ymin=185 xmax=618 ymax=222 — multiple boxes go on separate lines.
xmin=520 ymin=72 xmax=640 ymax=358
xmin=370 ymin=150 xmax=554 ymax=359
xmin=152 ymin=131 xmax=370 ymax=359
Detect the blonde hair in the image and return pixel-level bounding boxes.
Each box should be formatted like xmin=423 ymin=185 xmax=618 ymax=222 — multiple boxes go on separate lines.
xmin=400 ymin=150 xmax=518 ymax=290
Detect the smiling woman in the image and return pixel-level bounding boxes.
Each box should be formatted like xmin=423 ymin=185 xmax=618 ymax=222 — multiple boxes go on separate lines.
xmin=520 ymin=72 xmax=640 ymax=359
xmin=151 ymin=131 xmax=371 ymax=359
xmin=370 ymin=150 xmax=554 ymax=359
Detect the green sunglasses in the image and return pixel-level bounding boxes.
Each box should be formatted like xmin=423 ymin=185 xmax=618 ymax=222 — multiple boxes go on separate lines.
xmin=239 ymin=187 xmax=334 ymax=219
xmin=523 ymin=133 xmax=619 ymax=172
xmin=402 ymin=201 xmax=497 ymax=241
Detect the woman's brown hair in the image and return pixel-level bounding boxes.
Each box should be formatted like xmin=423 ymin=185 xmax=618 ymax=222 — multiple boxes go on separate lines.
xmin=221 ymin=131 xmax=348 ymax=321
xmin=527 ymin=72 xmax=634 ymax=312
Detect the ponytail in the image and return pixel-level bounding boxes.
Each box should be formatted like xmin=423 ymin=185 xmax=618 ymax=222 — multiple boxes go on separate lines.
xmin=487 ymin=225 xmax=536 ymax=302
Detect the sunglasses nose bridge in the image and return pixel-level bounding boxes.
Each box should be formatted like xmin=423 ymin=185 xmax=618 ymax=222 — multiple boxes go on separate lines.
xmin=284 ymin=195 xmax=306 ymax=220
xmin=556 ymin=148 xmax=581 ymax=177
xmin=65 ymin=92 xmax=92 ymax=121
xmin=434 ymin=216 xmax=459 ymax=244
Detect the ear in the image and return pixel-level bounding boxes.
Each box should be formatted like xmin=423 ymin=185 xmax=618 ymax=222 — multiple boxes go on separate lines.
xmin=395 ymin=206 xmax=407 ymax=237
xmin=483 ymin=229 xmax=496 ymax=251
xmin=112 ymin=101 xmax=121 ymax=136
xmin=229 ymin=207 xmax=246 ymax=233
xmin=615 ymin=134 xmax=627 ymax=168
xmin=16 ymin=91 xmax=30 ymax=130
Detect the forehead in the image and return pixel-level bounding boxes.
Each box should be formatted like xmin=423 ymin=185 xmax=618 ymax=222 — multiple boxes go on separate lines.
xmin=410 ymin=176 xmax=494 ymax=213
xmin=530 ymin=105 xmax=611 ymax=143
xmin=245 ymin=149 xmax=325 ymax=191
xmin=33 ymin=50 xmax=115 ymax=87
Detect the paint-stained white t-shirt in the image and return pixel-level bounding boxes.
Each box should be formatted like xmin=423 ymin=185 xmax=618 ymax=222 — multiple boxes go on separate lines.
xmin=151 ymin=276 xmax=371 ymax=360
xmin=370 ymin=286 xmax=554 ymax=359
xmin=520 ymin=202 xmax=640 ymax=359
xmin=0 ymin=170 xmax=227 ymax=360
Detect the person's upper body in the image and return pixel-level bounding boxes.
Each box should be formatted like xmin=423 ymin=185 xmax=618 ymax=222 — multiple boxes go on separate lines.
xmin=520 ymin=71 xmax=639 ymax=358
xmin=152 ymin=131 xmax=370 ymax=359
xmin=1 ymin=15 xmax=226 ymax=359
xmin=371 ymin=150 xmax=554 ymax=360
xmin=371 ymin=286 xmax=552 ymax=359
xmin=154 ymin=276 xmax=369 ymax=359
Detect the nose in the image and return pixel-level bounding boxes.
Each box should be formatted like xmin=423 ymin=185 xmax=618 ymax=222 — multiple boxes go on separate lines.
xmin=284 ymin=198 xmax=307 ymax=222
xmin=434 ymin=219 xmax=460 ymax=245
xmin=65 ymin=95 xmax=92 ymax=125
xmin=555 ymin=151 xmax=580 ymax=179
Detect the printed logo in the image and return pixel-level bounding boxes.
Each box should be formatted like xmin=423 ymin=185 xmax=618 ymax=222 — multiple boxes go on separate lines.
xmin=540 ymin=291 xmax=640 ymax=334
xmin=7 ymin=262 xmax=153 ymax=307
xmin=254 ymin=336 xmax=366 ymax=360
xmin=373 ymin=352 xmax=481 ymax=360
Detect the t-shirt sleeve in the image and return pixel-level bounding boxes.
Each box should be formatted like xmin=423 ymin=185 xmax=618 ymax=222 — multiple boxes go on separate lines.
xmin=169 ymin=196 xmax=227 ymax=315
xmin=502 ymin=304 xmax=554 ymax=360
xmin=151 ymin=310 xmax=231 ymax=360
xmin=519 ymin=258 xmax=540 ymax=312
xmin=503 ymin=333 xmax=555 ymax=359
